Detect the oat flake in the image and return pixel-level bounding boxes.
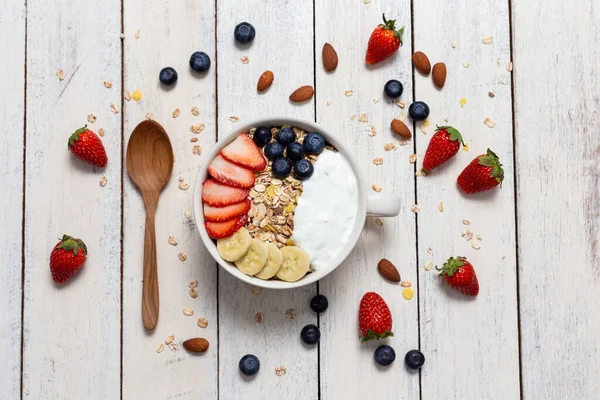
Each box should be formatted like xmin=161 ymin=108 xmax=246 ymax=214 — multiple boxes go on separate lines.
xmin=183 ymin=308 xmax=194 ymax=316
xmin=326 ymin=100 xmax=332 ymax=106
xmin=168 ymin=236 xmax=178 ymax=246
xmin=178 ymin=182 xmax=189 ymax=190
xmin=384 ymin=143 xmax=397 ymax=151
xmin=178 ymin=252 xmax=187 ymax=262
xmin=438 ymin=202 xmax=444 ymax=212
xmin=99 ymin=176 xmax=108 ymax=187
xmin=424 ymin=261 xmax=433 ymax=271
xmin=87 ymin=113 xmax=97 ymax=123
xmin=476 ymin=234 xmax=483 ymax=241
xmin=110 ymin=104 xmax=119 ymax=114
xmin=146 ymin=113 xmax=154 ymax=120
xmin=156 ymin=343 xmax=165 ymax=353
xmin=484 ymin=118 xmax=496 ymax=128
xmin=462 ymin=219 xmax=470 ymax=225
xmin=185 ymin=208 xmax=192 ymax=219
xmin=396 ymin=100 xmax=405 ymax=108
xmin=197 ymin=317 xmax=208 ymax=328
xmin=165 ymin=334 xmax=175 ymax=345
xmin=189 ymin=288 xmax=198 ymax=299
xmin=372 ymin=184 xmax=382 ymax=193
xmin=189 ymin=280 xmax=198 ymax=288
xmin=482 ymin=36 xmax=493 ymax=44
xmin=358 ymin=114 xmax=368 ymax=123
xmin=229 ymin=116 xmax=240 ymax=122
xmin=409 ymin=154 xmax=417 ymax=163
xmin=363 ymin=0 xmax=371 ymax=3
xmin=367 ymin=126 xmax=377 ymax=136
xmin=373 ymin=99 xmax=380 ymax=104
xmin=173 ymin=108 xmax=181 ymax=118
xmin=419 ymin=120 xmax=430 ymax=134
xmin=135 ymin=29 xmax=141 ymax=39
xmin=373 ymin=157 xmax=383 ymax=165
xmin=507 ymin=61 xmax=513 ymax=72
xmin=401 ymin=281 xmax=412 ymax=288
xmin=192 ymin=145 xmax=202 ymax=155
xmin=411 ymin=204 xmax=420 ymax=213
xmin=240 ymin=56 xmax=249 ymax=64
xmin=471 ymin=243 xmax=481 ymax=250
xmin=451 ymin=38 xmax=457 ymax=48
xmin=56 ymin=69 xmax=65 ymax=81
xmin=255 ymin=312 xmax=264 ymax=323
xmin=463 ymin=62 xmax=470 ymax=68
xmin=275 ymin=365 xmax=287 ymax=376
xmin=190 ymin=123 xmax=205 ymax=134
xmin=98 ymin=128 xmax=105 ymax=137
xmin=345 ymin=90 xmax=353 ymax=97
xmin=251 ymin=286 xmax=263 ymax=295
xmin=285 ymin=309 xmax=296 ymax=319
xmin=375 ymin=218 xmax=383 ymax=227
xmin=103 ymin=81 xmax=112 ymax=88
xmin=124 ymin=91 xmax=132 ymax=101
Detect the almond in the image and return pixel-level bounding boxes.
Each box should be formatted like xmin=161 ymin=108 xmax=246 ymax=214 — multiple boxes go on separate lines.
xmin=412 ymin=51 xmax=431 ymax=75
xmin=257 ymin=70 xmax=274 ymax=92
xmin=289 ymin=85 xmax=314 ymax=103
xmin=391 ymin=119 xmax=412 ymax=139
xmin=182 ymin=338 xmax=209 ymax=353
xmin=432 ymin=62 xmax=447 ymax=89
xmin=378 ymin=258 xmax=401 ymax=282
xmin=322 ymin=42 xmax=338 ymax=72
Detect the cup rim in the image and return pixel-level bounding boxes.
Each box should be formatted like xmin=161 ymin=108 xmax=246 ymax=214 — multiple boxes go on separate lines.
xmin=193 ymin=116 xmax=367 ymax=289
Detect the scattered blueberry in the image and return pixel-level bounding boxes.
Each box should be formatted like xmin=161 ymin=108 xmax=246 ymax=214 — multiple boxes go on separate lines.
xmin=408 ymin=101 xmax=430 ymax=121
xmin=384 ymin=79 xmax=403 ymax=98
xmin=404 ymin=349 xmax=425 ymax=369
xmin=234 ymin=22 xmax=256 ymax=43
xmin=276 ymin=127 xmax=296 ymax=146
xmin=286 ymin=142 xmax=305 ymax=161
xmin=159 ymin=67 xmax=178 ymax=85
xmin=310 ymin=295 xmax=328 ymax=313
xmin=294 ymin=159 xmax=314 ymax=180
xmin=303 ymin=133 xmax=326 ymax=155
xmin=264 ymin=142 xmax=285 ymax=160
xmin=189 ymin=51 xmax=211 ymax=72
xmin=300 ymin=324 xmax=321 ymax=345
xmin=374 ymin=345 xmax=396 ymax=366
xmin=272 ymin=157 xmax=293 ymax=178
xmin=253 ymin=127 xmax=272 ymax=147
xmin=239 ymin=354 xmax=260 ymax=376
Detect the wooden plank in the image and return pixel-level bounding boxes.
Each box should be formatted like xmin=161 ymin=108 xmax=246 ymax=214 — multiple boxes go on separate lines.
xmin=315 ymin=2 xmax=419 ymax=398
xmin=412 ymin=1 xmax=520 ymax=398
xmin=0 ymin=0 xmax=25 ymax=398
xmin=121 ymin=1 xmax=219 ymax=399
xmin=22 ymin=0 xmax=122 ymax=398
xmin=512 ymin=1 xmax=600 ymax=398
xmin=216 ymin=2 xmax=318 ymax=399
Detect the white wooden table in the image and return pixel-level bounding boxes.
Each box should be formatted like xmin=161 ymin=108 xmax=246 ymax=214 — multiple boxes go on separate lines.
xmin=1 ymin=0 xmax=599 ymax=399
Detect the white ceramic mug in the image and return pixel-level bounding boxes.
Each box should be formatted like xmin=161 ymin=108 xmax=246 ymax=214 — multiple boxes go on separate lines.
xmin=193 ymin=117 xmax=401 ymax=289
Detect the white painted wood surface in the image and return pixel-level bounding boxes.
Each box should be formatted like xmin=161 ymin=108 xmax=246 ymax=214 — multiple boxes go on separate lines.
xmin=2 ymin=0 xmax=600 ymax=398
xmin=216 ymin=2 xmax=318 ymax=399
xmin=513 ymin=1 xmax=600 ymax=398
xmin=315 ymin=1 xmax=419 ymax=399
xmin=413 ymin=1 xmax=520 ymax=399
xmin=0 ymin=0 xmax=25 ymax=398
xmin=122 ymin=1 xmax=218 ymax=399
xmin=21 ymin=0 xmax=122 ymax=398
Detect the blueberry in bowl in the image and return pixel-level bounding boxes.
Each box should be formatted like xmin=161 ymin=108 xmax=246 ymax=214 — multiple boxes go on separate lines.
xmin=276 ymin=127 xmax=296 ymax=146
xmin=294 ymin=159 xmax=314 ymax=180
xmin=286 ymin=142 xmax=305 ymax=162
xmin=264 ymin=142 xmax=285 ymax=160
xmin=272 ymin=157 xmax=293 ymax=178
xmin=303 ymin=132 xmax=326 ymax=155
xmin=253 ymin=126 xmax=272 ymax=147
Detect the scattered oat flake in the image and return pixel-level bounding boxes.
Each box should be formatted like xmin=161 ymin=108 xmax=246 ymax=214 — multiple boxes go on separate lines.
xmin=399 ymin=112 xmax=406 ymax=122
xmin=185 ymin=208 xmax=192 ymax=219
xmin=462 ymin=219 xmax=470 ymax=225
xmin=363 ymin=0 xmax=371 ymax=3
xmin=373 ymin=99 xmax=380 ymax=104
xmin=56 ymin=69 xmax=65 ymax=81
xmin=384 ymin=143 xmax=397 ymax=151
xmin=350 ymin=115 xmax=356 ymax=120
xmin=372 ymin=184 xmax=382 ymax=193
xmin=489 ymin=92 xmax=495 ymax=98
xmin=425 ymin=318 xmax=432 ymax=323
xmin=472 ymin=243 xmax=481 ymax=250
xmin=375 ymin=218 xmax=383 ymax=227
xmin=192 ymin=145 xmax=202 ymax=155
xmin=169 ymin=343 xmax=179 ymax=351
xmin=255 ymin=312 xmax=264 ymax=323
xmin=119 ymin=33 xmax=125 ymax=39
xmin=240 ymin=56 xmax=249 ymax=64
xmin=110 ymin=104 xmax=119 ymax=114
xmin=507 ymin=61 xmax=513 ymax=72
xmin=189 ymin=288 xmax=198 ymax=299
xmin=285 ymin=309 xmax=296 ymax=319
xmin=438 ymin=202 xmax=444 ymax=212
xmin=103 ymin=80 xmax=112 ymax=88
xmin=178 ymin=252 xmax=187 ymax=262
xmin=87 ymin=113 xmax=97 ymax=123
xmin=178 ymin=182 xmax=189 ymax=190
xmin=190 ymin=137 xmax=198 ymax=143
xmin=189 ymin=280 xmax=198 ymax=288
xmin=229 ymin=116 xmax=239 ymax=122
xmin=124 ymin=91 xmax=132 ymax=101
xmin=476 ymin=234 xmax=483 ymax=241
xmin=98 ymin=128 xmax=105 ymax=137
xmin=156 ymin=343 xmax=165 ymax=353
xmin=190 ymin=123 xmax=205 ymax=133
xmin=165 ymin=334 xmax=175 ymax=345
xmin=183 ymin=308 xmax=194 ymax=316
xmin=419 ymin=119 xmax=430 ymax=134
xmin=345 ymin=90 xmax=353 ymax=97
xmin=411 ymin=204 xmax=420 ymax=213
xmin=482 ymin=36 xmax=493 ymax=44
xmin=484 ymin=118 xmax=496 ymax=128
xmin=396 ymin=100 xmax=405 ymax=108
xmin=500 ymin=77 xmax=508 ymax=85
xmin=197 ymin=317 xmax=208 ymax=328
xmin=326 ymin=100 xmax=332 ymax=106
xmin=251 ymin=286 xmax=263 ymax=295
xmin=275 ymin=365 xmax=287 ymax=376
xmin=168 ymin=236 xmax=178 ymax=246
xmin=99 ymin=176 xmax=108 ymax=187
xmin=135 ymin=29 xmax=141 ymax=39
xmin=460 ymin=97 xmax=467 ymax=107
xmin=173 ymin=108 xmax=181 ymax=118
xmin=191 ymin=106 xmax=200 ymax=116
xmin=358 ymin=114 xmax=368 ymax=123
xmin=402 ymin=288 xmax=414 ymax=300
xmin=424 ymin=261 xmax=433 ymax=271
xmin=451 ymin=38 xmax=457 ymax=48
xmin=401 ymin=281 xmax=412 ymax=288
xmin=373 ymin=157 xmax=383 ymax=165
xmin=367 ymin=126 xmax=377 ymax=136
xmin=415 ymin=169 xmax=423 ymax=177
xmin=462 ymin=143 xmax=470 ymax=152
xmin=463 ymin=62 xmax=470 ymax=68
xmin=444 ymin=117 xmax=449 ymax=122
xmin=427 ymin=247 xmax=432 ymax=254
xmin=409 ymin=154 xmax=417 ymax=164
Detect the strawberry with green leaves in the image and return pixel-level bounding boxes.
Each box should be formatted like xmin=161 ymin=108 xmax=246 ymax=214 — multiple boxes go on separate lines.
xmin=457 ymin=149 xmax=504 ymax=194
xmin=49 ymin=234 xmax=88 ymax=283
xmin=436 ymin=256 xmax=479 ymax=296
xmin=68 ymin=125 xmax=108 ymax=167
xmin=365 ymin=14 xmax=405 ymax=65
xmin=358 ymin=292 xmax=394 ymax=342
xmin=422 ymin=126 xmax=464 ymax=172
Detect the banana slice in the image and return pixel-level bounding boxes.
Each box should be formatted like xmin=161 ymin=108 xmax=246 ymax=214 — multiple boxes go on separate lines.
xmin=235 ymin=238 xmax=269 ymax=275
xmin=217 ymin=227 xmax=252 ymax=262
xmin=255 ymin=243 xmax=284 ymax=280
xmin=276 ymin=246 xmax=311 ymax=282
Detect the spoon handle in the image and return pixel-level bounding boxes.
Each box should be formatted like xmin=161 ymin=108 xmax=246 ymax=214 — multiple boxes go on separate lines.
xmin=142 ymin=210 xmax=159 ymax=331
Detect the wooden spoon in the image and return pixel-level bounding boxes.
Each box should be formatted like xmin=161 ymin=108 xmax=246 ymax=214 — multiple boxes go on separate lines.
xmin=126 ymin=120 xmax=174 ymax=331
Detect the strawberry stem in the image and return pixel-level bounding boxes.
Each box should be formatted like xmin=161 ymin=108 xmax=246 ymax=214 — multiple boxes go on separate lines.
xmin=436 ymin=256 xmax=466 ymax=277
xmin=478 ymin=148 xmax=504 ymax=184
xmin=68 ymin=125 xmax=88 ymax=147
xmin=381 ymin=13 xmax=405 ymax=42
xmin=436 ymin=125 xmax=465 ymax=146
xmin=56 ymin=234 xmax=88 ymax=257
xmin=361 ymin=329 xmax=394 ymax=342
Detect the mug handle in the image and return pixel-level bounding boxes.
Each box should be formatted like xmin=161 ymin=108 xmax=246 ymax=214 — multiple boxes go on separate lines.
xmin=367 ymin=193 xmax=401 ymax=217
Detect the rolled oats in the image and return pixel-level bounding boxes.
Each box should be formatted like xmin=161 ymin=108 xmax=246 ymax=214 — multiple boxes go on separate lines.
xmin=189 ymin=288 xmax=198 ymax=299
xmin=168 ymin=236 xmax=178 ymax=246
xmin=229 ymin=116 xmax=240 ymax=122
xmin=358 ymin=114 xmax=369 ymax=123
xmin=103 ymin=80 xmax=112 ymax=88
xmin=191 ymin=106 xmax=200 ymax=116
xmin=173 ymin=108 xmax=181 ymax=118
xmin=98 ymin=128 xmax=105 ymax=137
xmin=99 ymin=176 xmax=108 ymax=187
xmin=375 ymin=218 xmax=384 ymax=227
xmin=438 ymin=201 xmax=444 ymax=212
xmin=156 ymin=343 xmax=165 ymax=353
xmin=373 ymin=157 xmax=383 ymax=165
xmin=124 ymin=91 xmax=132 ymax=101
xmin=372 ymin=184 xmax=381 ymax=193
xmin=384 ymin=143 xmax=397 ymax=151
xmin=183 ymin=308 xmax=194 ymax=316
xmin=110 ymin=104 xmax=119 ymax=114
xmin=255 ymin=312 xmax=264 ymax=323
xmin=275 ymin=365 xmax=287 ymax=376
xmin=197 ymin=317 xmax=208 ymax=328
xmin=178 ymin=252 xmax=187 ymax=262
xmin=190 ymin=123 xmax=205 ymax=134
xmin=193 ymin=145 xmax=202 ymax=155
xmin=345 ymin=90 xmax=353 ymax=97
xmin=56 ymin=69 xmax=65 ymax=81
xmin=240 ymin=56 xmax=249 ymax=64
xmin=165 ymin=334 xmax=175 ymax=345
xmin=146 ymin=113 xmax=154 ymax=120
xmin=87 ymin=113 xmax=97 ymax=123
xmin=285 ymin=309 xmax=296 ymax=319
xmin=409 ymin=154 xmax=417 ymax=163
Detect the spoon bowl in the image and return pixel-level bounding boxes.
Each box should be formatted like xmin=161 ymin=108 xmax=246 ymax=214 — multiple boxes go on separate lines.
xmin=126 ymin=120 xmax=174 ymax=331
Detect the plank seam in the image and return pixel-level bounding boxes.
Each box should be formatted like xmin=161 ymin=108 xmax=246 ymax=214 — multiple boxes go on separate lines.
xmin=507 ymin=0 xmax=524 ymax=398
xmin=119 ymin=0 xmax=125 ymax=397
xmin=20 ymin=0 xmax=28 ymax=398
xmin=214 ymin=1 xmax=220 ymax=398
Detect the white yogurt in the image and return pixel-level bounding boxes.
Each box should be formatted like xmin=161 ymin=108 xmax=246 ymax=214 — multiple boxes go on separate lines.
xmin=291 ymin=149 xmax=358 ymax=270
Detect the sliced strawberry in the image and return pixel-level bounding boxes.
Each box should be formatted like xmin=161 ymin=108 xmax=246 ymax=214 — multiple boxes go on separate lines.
xmin=202 ymin=179 xmax=249 ymax=207
xmin=208 ymin=154 xmax=255 ymax=189
xmin=221 ymin=134 xmax=267 ymax=171
xmin=205 ymin=214 xmax=248 ymax=239
xmin=204 ymin=199 xmax=251 ymax=222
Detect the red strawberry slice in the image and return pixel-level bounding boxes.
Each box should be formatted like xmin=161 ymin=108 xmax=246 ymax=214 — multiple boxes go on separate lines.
xmin=221 ymin=134 xmax=267 ymax=171
xmin=205 ymin=214 xmax=248 ymax=239
xmin=208 ymin=154 xmax=255 ymax=189
xmin=204 ymin=199 xmax=251 ymax=222
xmin=202 ymin=179 xmax=249 ymax=207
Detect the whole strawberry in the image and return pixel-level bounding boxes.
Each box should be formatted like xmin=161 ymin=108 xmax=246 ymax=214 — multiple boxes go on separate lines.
xmin=365 ymin=14 xmax=405 ymax=65
xmin=68 ymin=125 xmax=108 ymax=167
xmin=422 ymin=126 xmax=464 ymax=172
xmin=358 ymin=292 xmax=394 ymax=342
xmin=457 ymin=149 xmax=504 ymax=194
xmin=436 ymin=256 xmax=479 ymax=296
xmin=49 ymin=234 xmax=88 ymax=283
